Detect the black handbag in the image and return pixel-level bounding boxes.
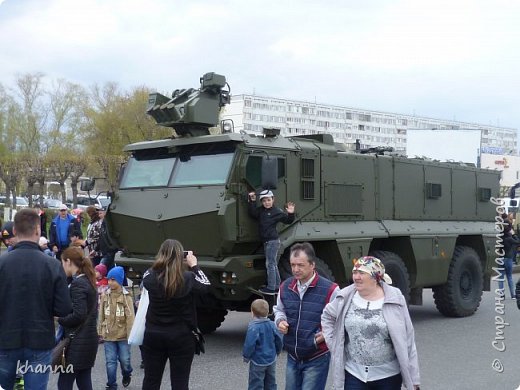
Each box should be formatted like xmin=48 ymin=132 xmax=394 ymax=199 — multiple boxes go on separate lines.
xmin=51 ymin=336 xmax=71 ymax=371
xmin=192 ymin=328 xmax=205 ymax=355
xmin=52 ymin=302 xmax=95 ymax=371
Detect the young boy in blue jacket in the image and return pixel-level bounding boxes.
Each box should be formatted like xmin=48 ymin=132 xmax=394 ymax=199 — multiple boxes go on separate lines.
xmin=243 ymin=299 xmax=283 ymax=390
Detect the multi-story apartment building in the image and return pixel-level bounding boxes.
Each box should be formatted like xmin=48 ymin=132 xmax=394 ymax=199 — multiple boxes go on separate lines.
xmin=221 ymin=94 xmax=517 ymax=154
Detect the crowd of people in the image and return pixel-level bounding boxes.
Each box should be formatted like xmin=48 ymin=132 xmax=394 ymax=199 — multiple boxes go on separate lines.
xmin=0 ymin=189 xmax=426 ymax=390
xmin=0 ymin=206 xmax=214 ymax=390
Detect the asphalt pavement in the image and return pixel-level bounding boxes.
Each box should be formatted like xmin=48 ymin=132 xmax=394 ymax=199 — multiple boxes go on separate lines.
xmin=42 ymin=286 xmax=520 ymax=390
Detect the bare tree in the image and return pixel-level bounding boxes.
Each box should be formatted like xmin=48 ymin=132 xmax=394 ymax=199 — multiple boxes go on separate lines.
xmin=23 ymin=155 xmax=47 ymax=207
xmin=0 ymin=154 xmax=24 ymax=210
xmin=46 ymin=79 xmax=87 ymax=152
xmin=47 ymin=154 xmax=74 ymax=202
xmin=69 ymin=155 xmax=89 ymax=207
xmin=12 ymin=72 xmax=48 ymax=154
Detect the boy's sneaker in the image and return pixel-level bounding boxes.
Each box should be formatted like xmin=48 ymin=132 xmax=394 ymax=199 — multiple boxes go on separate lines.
xmin=122 ymin=375 xmax=131 ymax=388
xmin=258 ymin=287 xmax=277 ymax=295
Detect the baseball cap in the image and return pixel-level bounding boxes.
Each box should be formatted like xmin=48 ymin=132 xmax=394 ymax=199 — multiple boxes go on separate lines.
xmin=59 ymin=204 xmax=68 ymax=211
xmin=1 ymin=221 xmax=14 ymax=239
xmin=259 ymin=190 xmax=274 ymax=200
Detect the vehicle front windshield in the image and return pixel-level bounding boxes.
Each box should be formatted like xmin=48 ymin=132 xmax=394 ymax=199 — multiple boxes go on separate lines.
xmin=120 ymin=152 xmax=234 ymax=189
xmin=99 ymin=198 xmax=111 ymax=207
xmin=120 ymin=158 xmax=175 ymax=188
xmin=171 ymin=153 xmax=234 ymax=185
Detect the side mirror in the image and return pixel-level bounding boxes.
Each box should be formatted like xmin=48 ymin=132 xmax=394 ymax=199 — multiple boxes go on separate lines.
xmin=80 ymin=179 xmax=96 ymax=192
xmin=261 ymin=156 xmax=277 ymax=190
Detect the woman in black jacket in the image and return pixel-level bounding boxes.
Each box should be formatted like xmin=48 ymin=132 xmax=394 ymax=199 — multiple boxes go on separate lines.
xmin=57 ymin=247 xmax=98 ymax=390
xmin=142 ymin=239 xmax=211 ymax=390
xmin=499 ymin=223 xmax=520 ymax=299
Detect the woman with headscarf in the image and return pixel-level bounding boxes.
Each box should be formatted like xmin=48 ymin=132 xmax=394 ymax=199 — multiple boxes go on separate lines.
xmin=141 ymin=239 xmax=211 ymax=390
xmin=321 ymin=256 xmax=420 ymax=390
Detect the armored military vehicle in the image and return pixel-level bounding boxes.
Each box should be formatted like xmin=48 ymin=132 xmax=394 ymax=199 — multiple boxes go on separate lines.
xmin=101 ymin=73 xmax=500 ymax=332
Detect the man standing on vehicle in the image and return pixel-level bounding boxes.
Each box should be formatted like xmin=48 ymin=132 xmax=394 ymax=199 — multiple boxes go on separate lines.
xmin=0 ymin=208 xmax=72 ymax=389
xmin=273 ymin=242 xmax=339 ymax=390
xmin=48 ymin=203 xmax=83 ymax=260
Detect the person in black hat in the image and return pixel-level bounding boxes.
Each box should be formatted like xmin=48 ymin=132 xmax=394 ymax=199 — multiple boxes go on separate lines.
xmin=1 ymin=221 xmax=16 ymax=251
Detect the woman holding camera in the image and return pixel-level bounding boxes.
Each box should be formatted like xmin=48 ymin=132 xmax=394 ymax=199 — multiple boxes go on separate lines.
xmin=141 ymin=239 xmax=211 ymax=390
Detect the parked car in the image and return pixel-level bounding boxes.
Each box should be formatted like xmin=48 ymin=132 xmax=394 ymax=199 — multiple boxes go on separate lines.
xmin=0 ymin=196 xmax=29 ymax=208
xmin=43 ymin=198 xmax=63 ymax=209
xmin=75 ymin=195 xmax=110 ymax=210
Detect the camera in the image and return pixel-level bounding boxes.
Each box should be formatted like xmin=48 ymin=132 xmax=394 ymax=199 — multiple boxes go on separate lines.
xmin=183 ymin=251 xmax=189 ymax=258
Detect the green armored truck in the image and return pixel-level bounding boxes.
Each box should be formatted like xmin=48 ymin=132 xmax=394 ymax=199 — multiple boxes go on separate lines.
xmin=100 ymin=73 xmax=500 ymax=332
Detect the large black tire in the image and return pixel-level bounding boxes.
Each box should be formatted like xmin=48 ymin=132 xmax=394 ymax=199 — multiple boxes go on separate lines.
xmin=432 ymin=246 xmax=483 ymax=317
xmin=370 ymin=250 xmax=410 ymax=303
xmin=196 ymin=308 xmax=228 ymax=334
xmin=278 ymin=255 xmax=335 ymax=282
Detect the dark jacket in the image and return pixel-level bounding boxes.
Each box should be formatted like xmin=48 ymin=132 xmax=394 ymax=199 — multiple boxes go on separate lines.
xmin=278 ymin=275 xmax=338 ymax=361
xmin=503 ymin=233 xmax=520 ymax=259
xmin=0 ymin=241 xmax=72 ymax=349
xmin=58 ymin=274 xmax=98 ymax=370
xmin=40 ymin=211 xmax=47 ymax=238
xmin=248 ymin=202 xmax=295 ymax=242
xmin=99 ymin=218 xmax=118 ymax=256
xmin=48 ymin=214 xmax=83 ymax=251
xmin=143 ymin=265 xmax=211 ymax=330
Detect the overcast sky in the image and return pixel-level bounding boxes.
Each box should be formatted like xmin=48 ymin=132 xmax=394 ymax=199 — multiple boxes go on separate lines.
xmin=0 ymin=0 xmax=519 ymax=131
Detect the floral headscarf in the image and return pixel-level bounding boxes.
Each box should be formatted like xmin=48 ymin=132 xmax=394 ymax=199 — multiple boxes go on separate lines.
xmin=352 ymin=256 xmax=392 ymax=284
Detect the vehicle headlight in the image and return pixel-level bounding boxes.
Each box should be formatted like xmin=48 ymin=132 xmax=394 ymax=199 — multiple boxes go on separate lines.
xmin=220 ymin=271 xmax=238 ymax=285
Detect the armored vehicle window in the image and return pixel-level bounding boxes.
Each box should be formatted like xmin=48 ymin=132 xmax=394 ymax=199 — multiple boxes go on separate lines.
xmin=246 ymin=156 xmax=285 ymax=188
xmin=170 ymin=153 xmax=234 ymax=186
xmin=120 ymin=157 xmax=175 ymax=188
xmin=246 ymin=156 xmax=262 ymax=187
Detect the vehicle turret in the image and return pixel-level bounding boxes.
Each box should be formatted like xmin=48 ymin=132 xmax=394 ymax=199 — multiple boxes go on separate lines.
xmin=146 ymin=72 xmax=230 ymax=137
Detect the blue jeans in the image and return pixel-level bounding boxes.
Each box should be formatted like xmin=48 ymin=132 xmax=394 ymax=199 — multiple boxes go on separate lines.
xmin=104 ymin=341 xmax=133 ymax=389
xmin=248 ymin=361 xmax=277 ymax=390
xmin=344 ymin=370 xmax=402 ymax=390
xmin=0 ymin=347 xmax=51 ymax=390
xmin=498 ymin=258 xmax=515 ymax=298
xmin=285 ymin=353 xmax=330 ymax=390
xmin=264 ymin=240 xmax=282 ymax=290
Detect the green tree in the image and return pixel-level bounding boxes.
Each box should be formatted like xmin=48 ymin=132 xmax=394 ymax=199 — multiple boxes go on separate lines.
xmin=83 ymin=84 xmax=170 ymax=190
